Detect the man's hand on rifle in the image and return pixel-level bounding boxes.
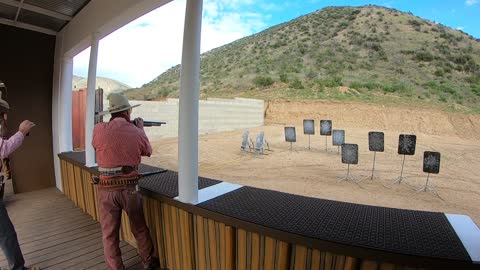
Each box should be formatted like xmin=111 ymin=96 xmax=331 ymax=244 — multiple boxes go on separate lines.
xmin=132 ymin=117 xmax=144 ymax=129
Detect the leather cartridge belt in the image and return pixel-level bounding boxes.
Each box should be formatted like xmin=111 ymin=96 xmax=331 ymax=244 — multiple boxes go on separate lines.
xmin=98 ymin=166 xmax=137 ymax=176
xmin=93 ymin=176 xmax=140 ymax=187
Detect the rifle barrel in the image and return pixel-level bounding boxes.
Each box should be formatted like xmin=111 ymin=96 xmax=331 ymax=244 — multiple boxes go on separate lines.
xmin=144 ymin=121 xmax=166 ymax=127
xmin=131 ymin=120 xmax=167 ymax=127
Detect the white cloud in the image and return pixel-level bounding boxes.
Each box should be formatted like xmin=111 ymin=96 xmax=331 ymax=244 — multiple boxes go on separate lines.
xmin=465 ymin=0 xmax=478 ymax=6
xmin=456 ymin=26 xmax=465 ymax=30
xmin=74 ymin=0 xmax=269 ymax=87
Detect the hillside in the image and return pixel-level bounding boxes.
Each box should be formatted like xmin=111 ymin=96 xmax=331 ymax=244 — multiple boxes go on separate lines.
xmin=72 ymin=75 xmax=131 ymax=96
xmin=124 ymin=5 xmax=480 ymax=112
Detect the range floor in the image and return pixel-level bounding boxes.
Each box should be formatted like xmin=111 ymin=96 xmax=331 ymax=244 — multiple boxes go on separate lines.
xmin=0 ymin=188 xmax=143 ymax=270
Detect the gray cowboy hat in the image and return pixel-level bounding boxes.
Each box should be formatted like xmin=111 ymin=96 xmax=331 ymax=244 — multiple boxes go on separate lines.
xmin=98 ymin=93 xmax=140 ymax=116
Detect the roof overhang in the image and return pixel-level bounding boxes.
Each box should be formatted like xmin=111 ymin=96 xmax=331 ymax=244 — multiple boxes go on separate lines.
xmin=0 ymin=0 xmax=91 ymax=35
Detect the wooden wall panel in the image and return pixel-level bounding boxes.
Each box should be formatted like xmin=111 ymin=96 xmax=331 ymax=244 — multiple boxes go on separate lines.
xmin=194 ymin=215 xmax=235 ymax=270
xmin=1 ymin=24 xmax=56 ymax=193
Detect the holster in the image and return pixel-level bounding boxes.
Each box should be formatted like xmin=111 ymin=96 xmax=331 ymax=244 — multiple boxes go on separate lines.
xmin=91 ymin=175 xmax=100 ymax=185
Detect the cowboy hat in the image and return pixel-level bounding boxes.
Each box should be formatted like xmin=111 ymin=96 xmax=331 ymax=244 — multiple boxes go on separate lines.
xmin=0 ymin=84 xmax=9 ymax=113
xmin=98 ymin=93 xmax=140 ymax=116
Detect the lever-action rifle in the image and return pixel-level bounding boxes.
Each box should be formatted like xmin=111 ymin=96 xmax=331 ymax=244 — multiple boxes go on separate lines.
xmin=131 ymin=120 xmax=166 ymax=127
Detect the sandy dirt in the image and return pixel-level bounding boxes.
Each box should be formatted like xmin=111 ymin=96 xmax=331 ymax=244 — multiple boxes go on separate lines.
xmin=144 ymin=100 xmax=480 ymax=226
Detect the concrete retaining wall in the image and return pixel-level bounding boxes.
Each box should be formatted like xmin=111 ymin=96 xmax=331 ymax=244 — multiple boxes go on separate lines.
xmin=104 ymin=98 xmax=264 ymax=139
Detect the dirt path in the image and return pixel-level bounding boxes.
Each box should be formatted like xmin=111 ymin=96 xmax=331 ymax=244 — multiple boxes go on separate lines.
xmin=145 ymin=101 xmax=480 ymax=226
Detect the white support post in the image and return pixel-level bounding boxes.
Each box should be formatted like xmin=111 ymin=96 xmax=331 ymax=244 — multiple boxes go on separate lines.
xmin=178 ymin=0 xmax=203 ymax=204
xmin=85 ymin=34 xmax=99 ymax=167
xmin=60 ymin=56 xmax=73 ymax=152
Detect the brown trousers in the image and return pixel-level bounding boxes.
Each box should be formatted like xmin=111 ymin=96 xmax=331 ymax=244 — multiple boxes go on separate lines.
xmin=98 ymin=186 xmax=155 ymax=270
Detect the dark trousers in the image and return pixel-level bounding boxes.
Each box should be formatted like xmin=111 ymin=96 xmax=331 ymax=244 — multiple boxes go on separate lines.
xmin=98 ymin=186 xmax=155 ymax=270
xmin=0 ymin=199 xmax=25 ymax=270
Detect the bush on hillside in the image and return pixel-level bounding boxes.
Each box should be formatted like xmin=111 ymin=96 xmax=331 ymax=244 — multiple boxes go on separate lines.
xmin=253 ymin=76 xmax=274 ymax=87
xmin=415 ymin=50 xmax=434 ymax=62
xmin=289 ymin=78 xmax=304 ymax=89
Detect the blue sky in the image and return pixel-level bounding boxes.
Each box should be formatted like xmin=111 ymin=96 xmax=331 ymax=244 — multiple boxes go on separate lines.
xmin=73 ymin=0 xmax=480 ymax=87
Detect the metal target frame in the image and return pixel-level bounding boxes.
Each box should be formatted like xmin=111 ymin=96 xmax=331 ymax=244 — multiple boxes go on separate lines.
xmin=332 ymin=130 xmax=345 ymax=154
xmin=368 ymin=131 xmax=384 ymax=180
xmin=338 ymin=143 xmax=362 ymax=186
xmin=320 ymin=120 xmax=332 ymax=152
xmin=303 ymin=119 xmax=315 ymax=150
xmin=284 ymin=127 xmax=296 ymax=151
xmin=417 ymin=151 xmax=442 ymax=199
xmin=391 ymin=134 xmax=417 ymax=185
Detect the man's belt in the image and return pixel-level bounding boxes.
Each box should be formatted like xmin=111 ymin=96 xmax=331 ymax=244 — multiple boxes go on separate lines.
xmin=92 ymin=176 xmax=140 ymax=187
xmin=98 ymin=166 xmax=137 ymax=176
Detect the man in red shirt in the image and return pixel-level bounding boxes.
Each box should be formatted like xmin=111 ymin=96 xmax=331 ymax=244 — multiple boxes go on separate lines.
xmin=93 ymin=93 xmax=158 ymax=270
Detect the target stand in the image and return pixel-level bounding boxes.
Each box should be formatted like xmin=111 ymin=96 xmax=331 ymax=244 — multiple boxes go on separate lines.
xmin=332 ymin=130 xmax=345 ymax=155
xmin=338 ymin=144 xmax=362 ymax=187
xmin=390 ymin=134 xmax=416 ymax=186
xmin=240 ymin=130 xmax=253 ymax=154
xmin=303 ymin=119 xmax=315 ymax=150
xmin=285 ymin=127 xmax=296 ymax=151
xmin=368 ymin=131 xmax=384 ymax=180
xmin=417 ymin=151 xmax=443 ymax=200
xmin=320 ymin=120 xmax=332 ymax=152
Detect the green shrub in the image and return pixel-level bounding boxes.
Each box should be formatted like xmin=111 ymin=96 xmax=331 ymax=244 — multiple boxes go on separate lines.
xmin=383 ymin=80 xmax=412 ymax=93
xmin=434 ymin=69 xmax=444 ymax=77
xmin=350 ymin=81 xmax=379 ymax=90
xmin=253 ymin=76 xmax=274 ymax=87
xmin=415 ymin=50 xmax=434 ymax=62
xmin=290 ymin=78 xmax=304 ymax=89
xmin=279 ymin=73 xmax=289 ymax=83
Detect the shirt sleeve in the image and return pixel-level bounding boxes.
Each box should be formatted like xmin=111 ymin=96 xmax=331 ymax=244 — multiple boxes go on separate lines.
xmin=0 ymin=131 xmax=25 ymax=158
xmin=139 ymin=130 xmax=152 ymax=157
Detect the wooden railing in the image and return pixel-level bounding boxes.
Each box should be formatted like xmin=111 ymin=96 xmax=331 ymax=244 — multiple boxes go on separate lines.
xmin=58 ymin=153 xmax=478 ymax=270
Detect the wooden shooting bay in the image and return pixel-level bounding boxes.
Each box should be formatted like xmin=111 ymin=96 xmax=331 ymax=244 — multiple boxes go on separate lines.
xmin=52 ymin=151 xmax=479 ymax=270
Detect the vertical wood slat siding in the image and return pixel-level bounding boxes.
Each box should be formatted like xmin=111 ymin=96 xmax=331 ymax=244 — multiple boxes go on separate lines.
xmin=59 ymin=158 xmax=422 ymax=270
xmin=194 ymin=215 xmax=235 ymax=270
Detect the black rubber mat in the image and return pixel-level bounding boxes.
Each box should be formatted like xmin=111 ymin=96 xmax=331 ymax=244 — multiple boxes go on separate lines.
xmin=59 ymin=151 xmax=86 ymax=164
xmin=59 ymin=152 xmax=164 ymax=174
xmin=139 ymin=170 xmax=221 ymax=198
xmin=198 ymin=186 xmax=470 ymax=261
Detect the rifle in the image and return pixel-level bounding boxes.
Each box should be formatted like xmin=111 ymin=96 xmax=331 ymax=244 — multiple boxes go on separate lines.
xmin=131 ymin=120 xmax=166 ymax=127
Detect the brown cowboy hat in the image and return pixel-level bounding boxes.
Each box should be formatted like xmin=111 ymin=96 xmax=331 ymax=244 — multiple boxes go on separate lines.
xmin=98 ymin=93 xmax=140 ymax=116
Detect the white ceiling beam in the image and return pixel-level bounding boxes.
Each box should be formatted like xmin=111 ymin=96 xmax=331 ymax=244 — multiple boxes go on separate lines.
xmin=0 ymin=0 xmax=72 ymax=21
xmin=0 ymin=18 xmax=57 ymax=35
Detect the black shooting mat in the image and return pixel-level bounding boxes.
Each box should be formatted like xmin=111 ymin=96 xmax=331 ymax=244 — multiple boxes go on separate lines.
xmin=59 ymin=151 xmax=87 ymax=164
xmin=303 ymin=119 xmax=315 ymax=135
xmin=423 ymin=151 xmax=441 ymax=174
xmin=284 ymin=127 xmax=296 ymax=142
xmin=139 ymin=170 xmax=221 ymax=198
xmin=198 ymin=186 xmax=470 ymax=261
xmin=58 ymin=151 xmax=163 ymax=175
xmin=368 ymin=131 xmax=385 ymax=152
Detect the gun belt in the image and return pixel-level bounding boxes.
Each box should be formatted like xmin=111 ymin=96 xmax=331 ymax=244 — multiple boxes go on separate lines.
xmin=98 ymin=176 xmax=139 ymax=187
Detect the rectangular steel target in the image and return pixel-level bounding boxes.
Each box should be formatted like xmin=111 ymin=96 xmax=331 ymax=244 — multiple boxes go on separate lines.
xmin=398 ymin=134 xmax=416 ymax=155
xmin=303 ymin=119 xmax=315 ymax=135
xmin=285 ymin=127 xmax=296 ymax=142
xmin=320 ymin=120 xmax=332 ymax=136
xmin=368 ymin=131 xmax=385 ymax=152
xmin=332 ymin=130 xmax=345 ymax=146
xmin=342 ymin=144 xmax=358 ymax=164
xmin=423 ymin=151 xmax=441 ymax=174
